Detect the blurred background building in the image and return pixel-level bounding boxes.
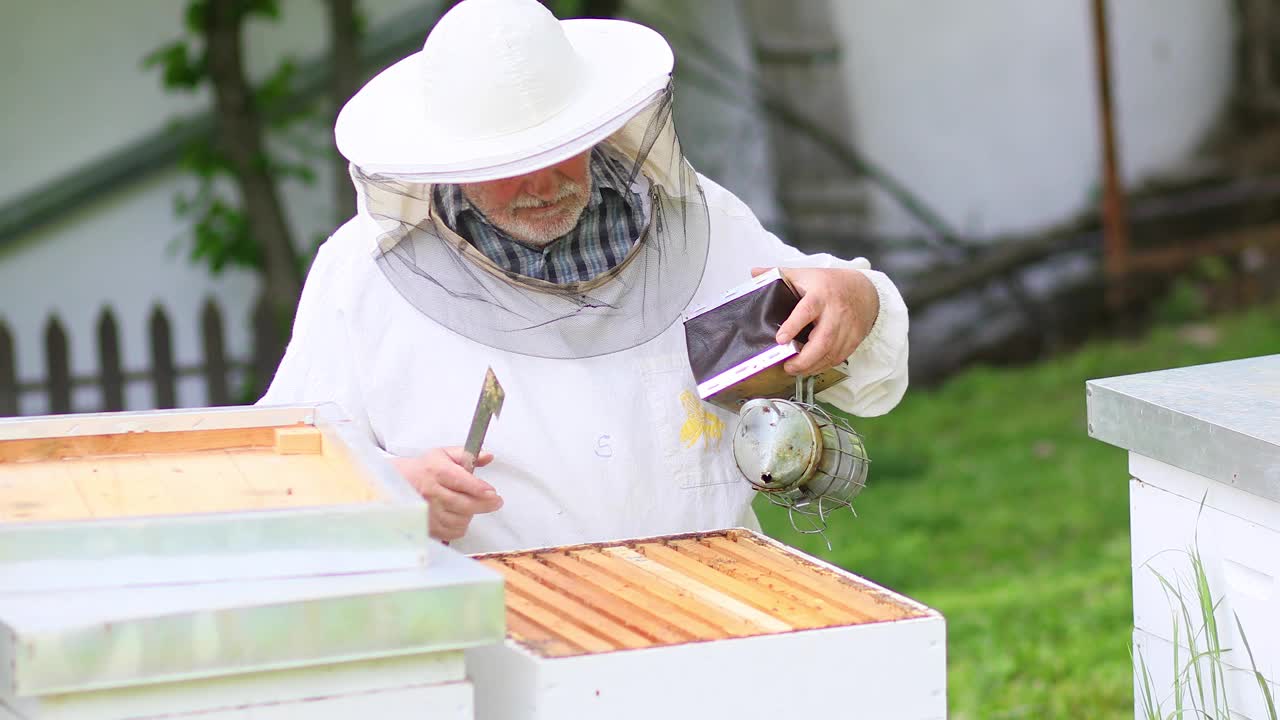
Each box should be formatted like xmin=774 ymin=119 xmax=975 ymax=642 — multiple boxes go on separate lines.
xmin=0 ymin=0 xmax=1269 ymax=416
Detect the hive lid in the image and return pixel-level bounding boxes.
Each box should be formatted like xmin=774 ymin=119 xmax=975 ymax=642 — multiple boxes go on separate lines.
xmin=476 ymin=528 xmax=936 ymax=658
xmin=1087 ymin=354 xmax=1280 ymax=504
xmin=0 ymin=543 xmax=505 ymax=698
xmin=0 ymin=404 xmax=430 ymax=593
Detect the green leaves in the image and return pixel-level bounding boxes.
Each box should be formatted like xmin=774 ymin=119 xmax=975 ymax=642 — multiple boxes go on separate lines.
xmin=258 ymin=59 xmax=304 ymax=128
xmin=143 ymin=41 xmax=207 ymax=91
xmin=170 ymin=137 xmax=253 ymax=273
xmin=539 ymin=0 xmax=620 ymax=19
xmin=242 ymin=0 xmax=281 ymax=21
xmin=146 ymin=0 xmax=330 ymax=279
xmin=190 ymin=196 xmax=258 ymax=273
xmin=542 ymin=0 xmax=587 ymax=17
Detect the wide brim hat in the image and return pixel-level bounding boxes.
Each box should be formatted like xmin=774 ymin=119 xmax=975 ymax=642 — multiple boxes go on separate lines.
xmin=336 ymin=0 xmax=674 ymax=183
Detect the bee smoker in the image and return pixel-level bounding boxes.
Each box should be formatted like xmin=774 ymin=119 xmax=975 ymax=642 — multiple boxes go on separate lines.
xmin=683 ymin=269 xmax=870 ymax=542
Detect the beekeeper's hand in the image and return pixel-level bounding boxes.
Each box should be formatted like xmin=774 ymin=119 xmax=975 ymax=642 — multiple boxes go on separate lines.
xmin=391 ymin=448 xmax=503 ymax=542
xmin=751 ymin=267 xmax=880 ymax=376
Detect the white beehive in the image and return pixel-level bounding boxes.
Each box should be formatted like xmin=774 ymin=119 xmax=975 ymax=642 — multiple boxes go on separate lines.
xmin=1089 ymin=356 xmax=1280 ymax=718
xmin=0 ymin=404 xmax=504 ymax=720
xmin=467 ymin=528 xmax=946 ymax=720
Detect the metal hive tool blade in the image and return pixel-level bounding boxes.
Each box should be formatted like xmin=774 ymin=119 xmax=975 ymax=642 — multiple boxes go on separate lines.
xmin=464 ymin=367 xmax=505 ymax=460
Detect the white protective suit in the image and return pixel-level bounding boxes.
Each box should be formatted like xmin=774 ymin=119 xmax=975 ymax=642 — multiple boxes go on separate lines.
xmin=260 ymin=174 xmax=909 ymax=554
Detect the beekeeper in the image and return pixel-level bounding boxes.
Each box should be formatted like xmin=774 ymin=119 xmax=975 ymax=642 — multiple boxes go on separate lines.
xmin=260 ymin=0 xmax=910 ymax=553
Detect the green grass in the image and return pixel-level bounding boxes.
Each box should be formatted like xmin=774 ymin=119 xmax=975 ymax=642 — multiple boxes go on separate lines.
xmin=757 ymin=303 xmax=1280 ymax=719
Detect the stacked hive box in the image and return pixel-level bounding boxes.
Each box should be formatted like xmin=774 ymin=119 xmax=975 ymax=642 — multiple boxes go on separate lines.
xmin=0 ymin=404 xmax=949 ymax=719
xmin=0 ymin=405 xmax=503 ymax=720
xmin=1089 ymin=356 xmax=1280 ymax=718
xmin=469 ymin=529 xmax=946 ymax=720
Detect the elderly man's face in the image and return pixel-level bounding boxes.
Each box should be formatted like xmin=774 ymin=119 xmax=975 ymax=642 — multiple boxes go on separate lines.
xmin=460 ymin=151 xmax=592 ymax=247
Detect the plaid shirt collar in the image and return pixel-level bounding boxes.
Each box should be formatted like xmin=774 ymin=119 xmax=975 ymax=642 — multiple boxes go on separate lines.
xmin=432 ymin=147 xmax=647 ymax=284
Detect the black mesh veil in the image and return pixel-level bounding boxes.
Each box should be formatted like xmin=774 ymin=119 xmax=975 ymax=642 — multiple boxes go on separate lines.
xmin=352 ymin=84 xmax=710 ymax=359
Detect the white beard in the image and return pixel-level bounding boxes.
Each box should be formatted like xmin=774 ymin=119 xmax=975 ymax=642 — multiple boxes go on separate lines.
xmin=465 ymin=176 xmax=592 ymax=248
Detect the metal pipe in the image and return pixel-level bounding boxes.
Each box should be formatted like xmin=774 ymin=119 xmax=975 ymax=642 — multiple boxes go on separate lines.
xmin=1091 ymin=0 xmax=1132 ymax=312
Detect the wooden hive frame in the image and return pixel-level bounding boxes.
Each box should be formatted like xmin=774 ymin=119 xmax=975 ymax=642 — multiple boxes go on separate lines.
xmin=0 ymin=421 xmax=378 ymax=523
xmin=0 ymin=404 xmax=431 ymax=595
xmin=476 ymin=528 xmax=931 ymax=657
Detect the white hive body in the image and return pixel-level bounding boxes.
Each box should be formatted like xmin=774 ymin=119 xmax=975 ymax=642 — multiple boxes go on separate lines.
xmin=1089 ymin=356 xmax=1280 ymax=719
xmin=467 ymin=529 xmax=947 ymax=720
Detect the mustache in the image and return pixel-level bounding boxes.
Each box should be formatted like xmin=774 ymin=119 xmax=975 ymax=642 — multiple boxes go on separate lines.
xmin=509 ymin=180 xmax=586 ymax=210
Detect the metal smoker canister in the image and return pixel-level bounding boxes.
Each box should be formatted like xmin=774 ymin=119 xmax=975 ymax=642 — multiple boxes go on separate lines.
xmin=731 ymin=395 xmax=869 ymax=534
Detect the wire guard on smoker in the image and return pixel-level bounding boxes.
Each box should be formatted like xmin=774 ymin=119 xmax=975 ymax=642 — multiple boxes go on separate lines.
xmin=731 ymin=376 xmax=869 ymax=548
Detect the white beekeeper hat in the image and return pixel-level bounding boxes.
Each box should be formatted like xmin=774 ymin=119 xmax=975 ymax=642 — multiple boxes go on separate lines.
xmin=335 ymin=0 xmax=675 ymax=183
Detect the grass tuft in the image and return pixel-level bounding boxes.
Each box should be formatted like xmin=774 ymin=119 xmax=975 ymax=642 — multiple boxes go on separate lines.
xmin=1135 ymin=541 xmax=1276 ymax=719
xmin=1236 ymin=611 xmax=1279 ymax=720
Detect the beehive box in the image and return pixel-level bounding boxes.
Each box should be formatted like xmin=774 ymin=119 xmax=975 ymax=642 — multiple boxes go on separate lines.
xmin=1089 ymin=356 xmax=1280 ymax=718
xmin=0 ymin=404 xmax=436 ymax=593
xmin=0 ymin=405 xmax=504 ymax=719
xmin=2 ymin=411 xmax=378 ymax=521
xmin=467 ymin=529 xmax=946 ymax=720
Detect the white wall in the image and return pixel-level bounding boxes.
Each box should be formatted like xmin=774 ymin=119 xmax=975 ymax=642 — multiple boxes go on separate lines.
xmin=625 ymin=0 xmax=782 ymax=228
xmin=0 ymin=0 xmax=423 ymax=205
xmin=829 ymin=0 xmax=1236 ymax=239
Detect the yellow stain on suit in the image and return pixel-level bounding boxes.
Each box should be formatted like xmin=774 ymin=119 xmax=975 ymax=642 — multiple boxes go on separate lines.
xmin=679 ymin=390 xmax=724 ymax=449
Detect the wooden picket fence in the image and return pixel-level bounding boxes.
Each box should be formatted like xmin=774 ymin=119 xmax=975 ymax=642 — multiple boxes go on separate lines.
xmin=0 ymin=297 xmax=284 ymax=417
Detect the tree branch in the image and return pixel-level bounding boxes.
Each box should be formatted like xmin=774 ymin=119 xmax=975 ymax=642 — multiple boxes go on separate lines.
xmin=204 ymin=0 xmax=303 ymax=328
xmin=328 ymin=0 xmax=360 ymax=226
